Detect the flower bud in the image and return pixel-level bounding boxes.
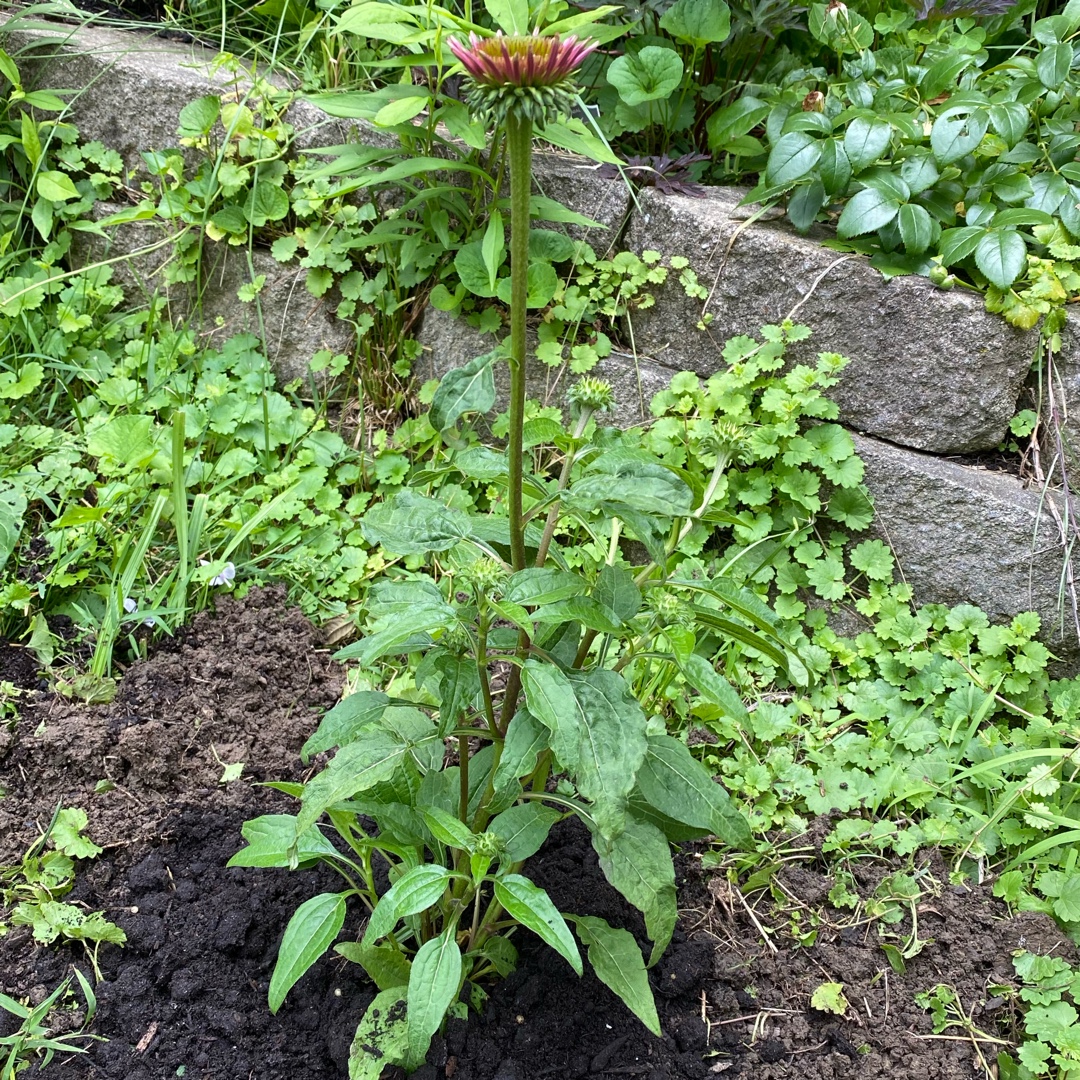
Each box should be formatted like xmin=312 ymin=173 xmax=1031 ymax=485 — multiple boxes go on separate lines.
xmin=802 ymin=90 xmax=825 ymax=113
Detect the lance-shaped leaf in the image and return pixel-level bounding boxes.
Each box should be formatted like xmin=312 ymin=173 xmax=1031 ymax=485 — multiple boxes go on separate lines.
xmin=296 ymin=731 xmax=409 ymax=836
xmin=430 ymin=349 xmax=499 ymax=434
xmin=680 ymin=654 xmax=749 ymax=726
xmin=522 ymin=662 xmax=648 ymax=839
xmin=269 ymin=891 xmax=347 ymax=1012
xmin=228 ymin=814 xmax=339 ymax=868
xmin=636 ymin=734 xmax=750 ymax=846
xmin=572 ymin=914 xmax=660 ymax=1035
xmin=488 ymin=803 xmax=563 ymax=861
xmin=364 ymin=865 xmax=454 ymax=945
xmin=505 ymin=567 xmax=589 ymax=606
xmin=407 ymin=930 xmax=462 ymax=1065
xmin=489 ymin=709 xmax=548 ymax=813
xmin=592 ymin=815 xmax=677 ymax=966
xmin=301 ymin=691 xmax=390 ymax=762
xmin=361 ymin=490 xmax=470 ymax=555
xmin=494 ymin=874 xmax=582 ymax=974
xmin=335 ymin=608 xmax=457 ymax=668
xmin=336 ymin=942 xmax=411 ymax=992
xmin=348 ymin=987 xmax=410 ymax=1080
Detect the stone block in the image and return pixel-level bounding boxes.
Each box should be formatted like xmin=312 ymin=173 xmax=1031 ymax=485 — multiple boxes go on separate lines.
xmin=418 ymin=306 xmax=675 ymax=432
xmin=530 ymin=153 xmax=632 ymax=256
xmin=626 ymin=187 xmax=1035 ymax=455
xmin=854 ymin=432 xmax=1076 ymax=659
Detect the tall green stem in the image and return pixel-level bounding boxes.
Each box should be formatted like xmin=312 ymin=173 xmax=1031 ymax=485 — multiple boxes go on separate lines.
xmin=506 ymin=111 xmax=533 ymax=573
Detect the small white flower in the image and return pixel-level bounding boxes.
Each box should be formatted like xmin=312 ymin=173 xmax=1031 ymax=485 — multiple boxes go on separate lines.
xmin=211 ymin=561 xmax=236 ymax=587
xmin=123 ymin=597 xmax=155 ymax=627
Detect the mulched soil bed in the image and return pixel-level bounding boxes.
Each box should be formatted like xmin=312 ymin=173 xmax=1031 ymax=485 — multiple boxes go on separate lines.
xmin=1 ymin=588 xmax=1075 ymax=1079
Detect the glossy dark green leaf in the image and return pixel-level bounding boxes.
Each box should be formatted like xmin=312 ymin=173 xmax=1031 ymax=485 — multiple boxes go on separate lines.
xmin=899 ymin=153 xmax=939 ymax=196
xmin=974 ymin=229 xmax=1027 ymax=289
xmin=843 ymin=116 xmax=890 ymax=172
xmin=817 ymin=139 xmax=851 ymax=195
xmin=301 ymin=691 xmax=390 ymax=762
xmin=766 ymin=132 xmax=822 ymax=186
xmin=930 ymin=106 xmax=988 ymax=166
xmin=988 ymin=101 xmax=1028 ymax=147
xmin=938 ymin=225 xmax=982 ymax=265
xmin=407 ymin=930 xmax=462 ymax=1064
xmin=494 ymin=875 xmax=582 ymax=974
xmin=1026 ymin=173 xmax=1069 ymax=215
xmin=269 ymin=892 xmax=347 ymax=1012
xmin=898 ymin=202 xmax=933 ymax=255
xmin=787 ymin=179 xmax=826 ymax=233
xmin=1037 ymin=41 xmax=1074 ymax=89
xmin=430 ymin=350 xmax=498 ymax=434
xmin=836 ymin=187 xmax=900 ymax=238
xmin=592 ymin=816 xmax=677 ymax=966
xmin=706 ymin=95 xmax=768 ymax=153
xmin=572 ymin=915 xmax=660 ymax=1035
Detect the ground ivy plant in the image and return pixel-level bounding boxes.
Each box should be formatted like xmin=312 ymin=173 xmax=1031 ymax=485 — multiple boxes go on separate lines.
xmin=231 ymin=15 xmax=803 ymax=1074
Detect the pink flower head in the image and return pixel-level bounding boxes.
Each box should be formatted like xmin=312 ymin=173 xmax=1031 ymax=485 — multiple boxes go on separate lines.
xmin=448 ymin=29 xmax=597 ymax=89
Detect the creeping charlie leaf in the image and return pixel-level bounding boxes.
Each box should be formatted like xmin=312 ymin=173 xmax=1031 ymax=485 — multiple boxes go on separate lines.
xmin=269 ymin=891 xmax=347 ymax=1012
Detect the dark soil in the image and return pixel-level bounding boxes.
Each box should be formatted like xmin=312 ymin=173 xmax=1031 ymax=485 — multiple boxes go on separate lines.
xmin=1 ymin=589 xmax=1074 ymax=1079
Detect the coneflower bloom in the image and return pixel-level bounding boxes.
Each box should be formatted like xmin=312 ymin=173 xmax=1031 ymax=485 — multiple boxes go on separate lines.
xmin=447 ymin=29 xmax=598 ymax=127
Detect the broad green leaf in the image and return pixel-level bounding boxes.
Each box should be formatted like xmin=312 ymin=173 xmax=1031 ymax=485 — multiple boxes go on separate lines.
xmin=36 ymin=169 xmax=80 ymax=202
xmin=899 ymin=152 xmax=939 ymax=195
xmin=0 ymin=361 xmax=44 ymax=398
xmin=489 ymin=803 xmax=563 ymax=861
xmin=1037 ymin=41 xmax=1074 ymax=89
xmin=974 ymin=229 xmax=1026 ymax=289
xmin=1050 ymin=874 xmax=1080 ymax=922
xmin=681 ymin=653 xmax=750 ymax=724
xmin=484 ymin=0 xmax=528 ymax=33
xmin=269 ymin=892 xmax=347 ymax=1012
xmin=592 ymin=815 xmax=677 ymax=965
xmin=337 ymin=942 xmax=412 ymax=993
xmin=407 ymin=930 xmax=462 ymax=1065
xmin=490 ymin=709 xmax=549 ymax=812
xmin=0 ymin=485 xmax=26 ymax=575
xmin=836 ymin=187 xmax=900 ymax=238
xmin=495 ymin=259 xmax=560 ymax=308
xmin=245 ymin=181 xmax=290 ymax=226
xmin=1026 ymin=173 xmax=1069 ymax=215
xmin=938 ymin=225 xmax=982 ymax=265
xmin=706 ymin=95 xmax=768 ymax=153
xmin=87 ymin=415 xmax=157 ymax=469
xmin=659 ymin=0 xmax=730 ymax=46
xmin=569 ymin=452 xmax=692 ymax=518
xmin=430 ymin=350 xmax=498 ymax=433
xmin=364 ymin=865 xmax=453 ymax=945
xmin=606 ymin=47 xmax=683 ymax=107
xmin=636 ymin=734 xmax=750 ymax=846
xmin=528 ymin=229 xmax=578 ymax=263
xmin=178 ymin=94 xmax=220 ymax=137
xmin=228 ymin=815 xmax=340 ymax=868
xmin=505 ymin=568 xmax=589 ymax=606
xmin=50 ymin=807 xmax=101 ymax=858
xmin=360 ymin=490 xmax=470 ymax=555
xmin=930 ymin=106 xmax=989 ymax=166
xmin=898 ymin=202 xmax=933 ymax=255
xmin=843 ymin=116 xmax=890 ymax=172
xmin=531 ymin=596 xmax=622 ymax=635
xmin=373 ymin=94 xmax=429 ymax=127
xmin=336 ymin=4 xmax=417 ymax=41
xmin=817 ymin=139 xmax=851 ymax=195
xmin=494 ymin=875 xmax=582 ymax=974
xmin=988 ymin=101 xmax=1028 ymax=147
xmin=455 ymin=240 xmax=499 ymax=298
xmin=594 ymin=565 xmax=641 ymax=623
xmin=296 ymin=731 xmax=408 ymax=834
xmin=348 ymin=987 xmax=410 ymax=1080
xmin=766 ymin=132 xmax=821 ymax=185
xmin=573 ymin=915 xmax=660 ymax=1035
xmin=434 ymin=654 xmax=480 ymax=735
xmin=337 ymin=607 xmax=456 ymax=668
xmin=522 ymin=662 xmax=648 ymax=839
xmin=787 ymin=179 xmax=825 ymax=233
xmin=301 ymin=691 xmax=390 ymax=762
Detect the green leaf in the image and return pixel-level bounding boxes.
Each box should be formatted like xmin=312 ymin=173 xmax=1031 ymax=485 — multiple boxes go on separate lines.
xmin=836 ymin=187 xmax=899 ymax=238
xmin=228 ymin=814 xmax=339 ymax=868
xmin=269 ymin=892 xmax=347 ymax=1012
xmin=606 ymin=47 xmax=684 ymax=107
xmin=301 ymin=691 xmax=390 ymax=762
xmin=0 ymin=361 xmax=44 ymax=399
xmin=407 ymin=930 xmax=462 ymax=1066
xmin=491 ymin=709 xmax=549 ymax=812
xmin=974 ymin=229 xmax=1026 ymax=289
xmin=938 ymin=225 xmax=982 ymax=265
xmin=811 ymin=981 xmax=849 ymax=1015
xmin=706 ymin=95 xmax=768 ymax=153
xmin=455 ymin=241 xmax=499 ymax=298
xmin=484 ymin=0 xmax=528 ymax=33
xmin=594 ymin=565 xmax=641 ymax=623
xmin=337 ymin=943 xmax=412 ymax=993
xmin=245 ymin=181 xmax=290 ymax=226
xmin=296 ymin=732 xmax=408 ymax=835
xmin=348 ymin=987 xmax=410 ymax=1079
xmin=572 ymin=915 xmax=660 ymax=1035
xmin=495 ymin=259 xmax=560 ymax=308
xmin=898 ymin=202 xmax=933 ymax=255
xmin=659 ymin=0 xmax=730 ymax=46
xmin=766 ymin=132 xmax=821 ymax=185
xmin=843 ymin=117 xmax=890 ymax=172
xmin=87 ymin=414 xmax=156 ymax=469
xmin=50 ymin=807 xmax=101 ymax=859
xmin=1037 ymin=41 xmax=1074 ymax=89
xmin=360 ymin=490 xmax=470 ymax=555
xmin=430 ymin=349 xmax=498 ymax=433
xmin=178 ymin=94 xmax=220 ymax=137
xmin=419 ymin=806 xmax=476 ymax=851
xmin=364 ymin=865 xmax=453 ymax=945
xmin=569 ymin=452 xmax=692 ymax=518
xmin=337 ymin=608 xmax=456 ymax=668
xmin=591 ymin=816 xmax=677 ymax=965
xmin=505 ymin=568 xmax=589 ymax=606
xmin=988 ymin=101 xmax=1028 ymax=147
xmin=1051 ymin=874 xmax=1080 ymax=922
xmin=930 ymin=106 xmax=989 ymax=166
xmin=636 ymin=734 xmax=750 ymax=846
xmin=0 ymin=484 xmax=27 ymax=575
xmin=680 ymin=652 xmax=750 ymax=724
xmin=36 ymin=169 xmax=80 ymax=202
xmin=494 ymin=875 xmax=582 ymax=974
xmin=522 ymin=662 xmax=648 ymax=839
xmin=481 ymin=210 xmax=505 ymax=293
xmin=373 ymin=94 xmax=429 ymax=127
xmin=489 ymin=803 xmax=563 ymax=861
xmin=787 ymin=179 xmax=825 ymax=233
xmin=817 ymin=139 xmax=851 ymax=195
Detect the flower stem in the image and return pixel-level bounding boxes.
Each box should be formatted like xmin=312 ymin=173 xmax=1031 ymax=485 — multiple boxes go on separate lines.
xmin=506 ymin=110 xmax=533 ymax=573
